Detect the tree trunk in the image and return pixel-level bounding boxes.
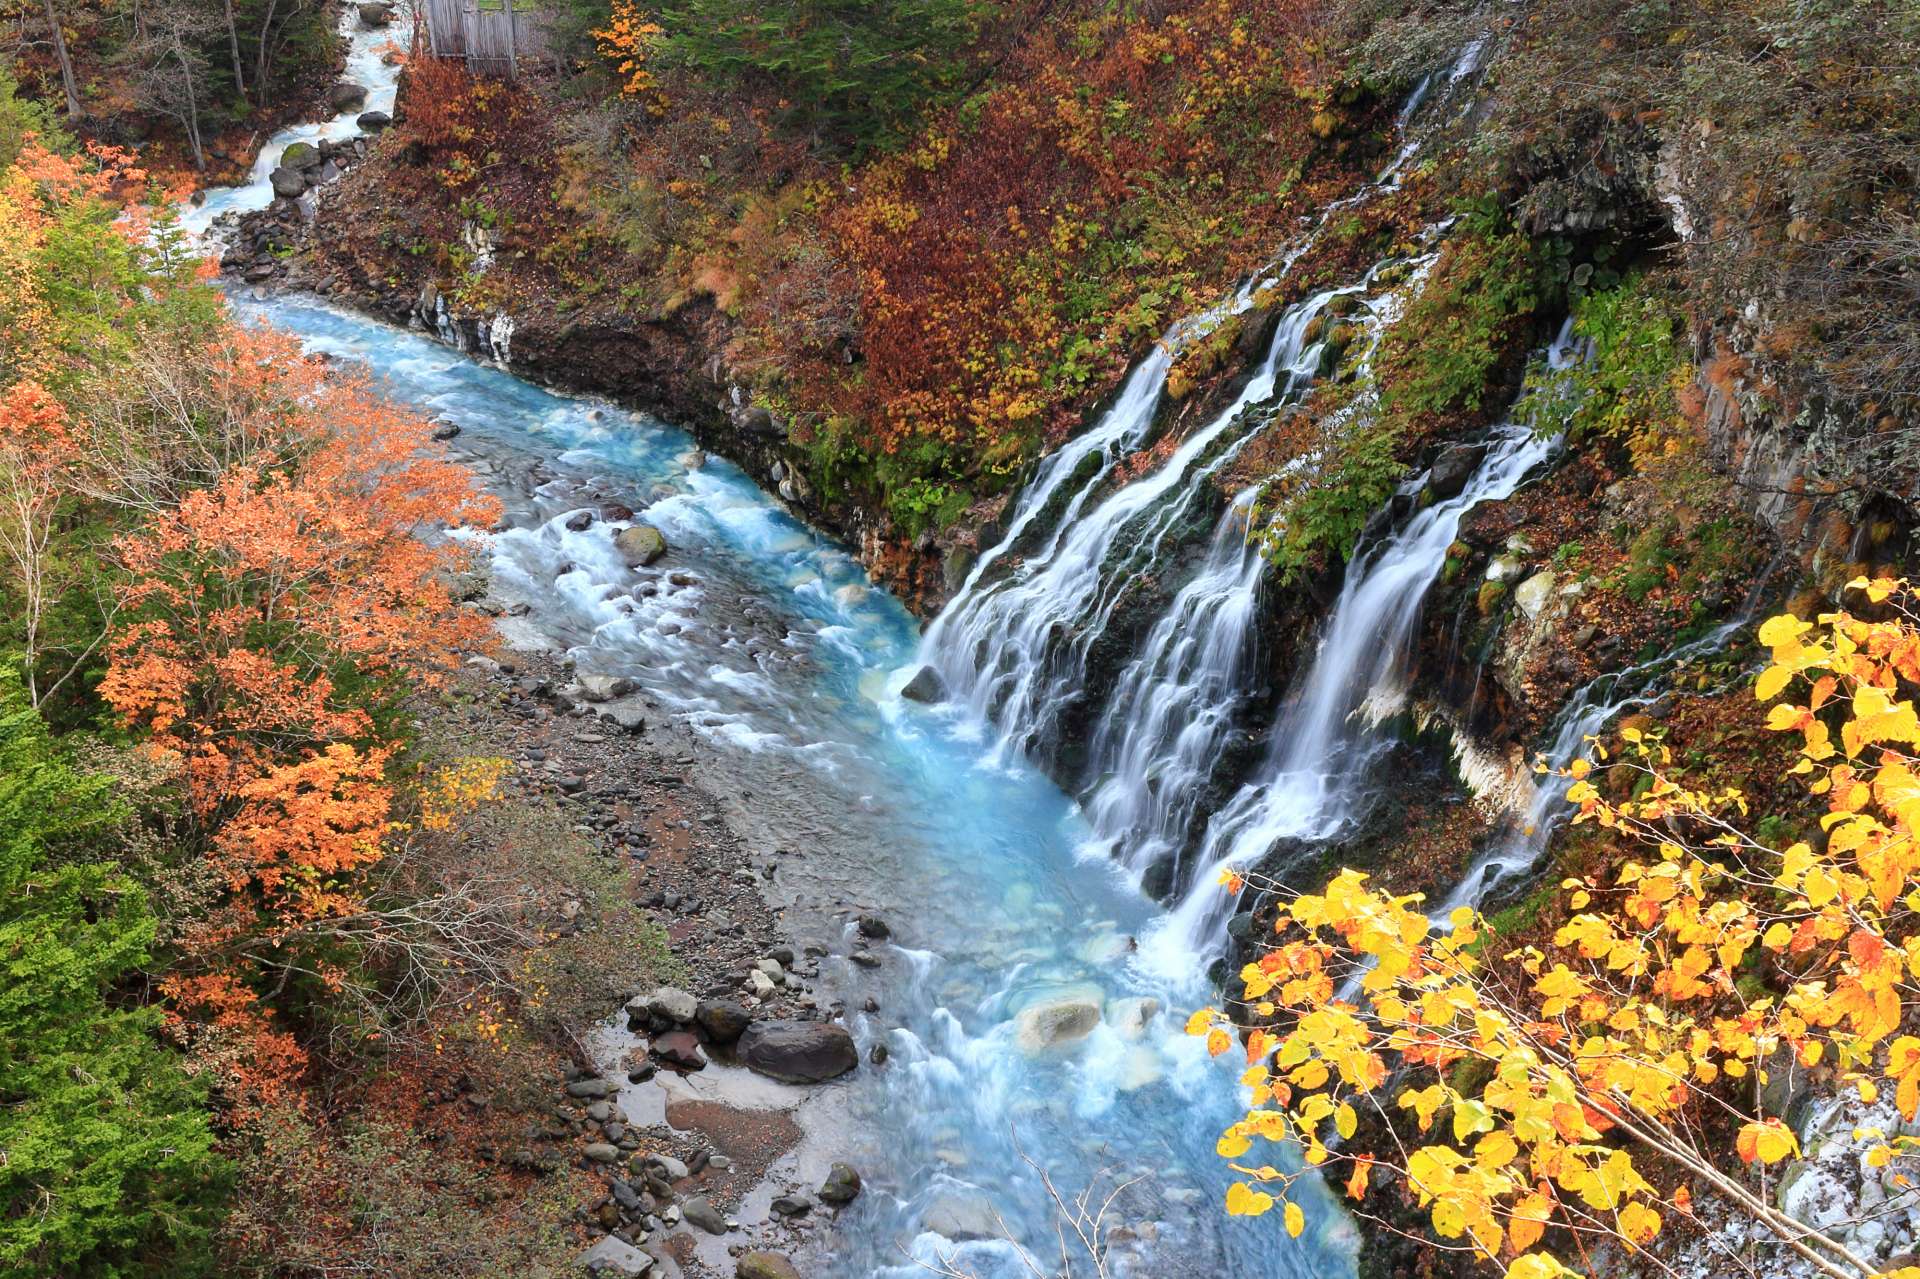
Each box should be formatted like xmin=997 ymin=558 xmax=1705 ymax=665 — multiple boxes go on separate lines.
xmin=223 ymin=0 xmax=248 ymax=100
xmin=173 ymin=33 xmax=205 ymax=170
xmin=39 ymin=0 xmax=82 ymax=118
xmin=254 ymin=0 xmax=279 ymax=99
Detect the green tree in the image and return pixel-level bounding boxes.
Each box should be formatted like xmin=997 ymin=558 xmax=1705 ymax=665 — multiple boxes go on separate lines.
xmin=657 ymin=0 xmax=984 ymax=150
xmin=0 ymin=670 xmax=230 ymax=1278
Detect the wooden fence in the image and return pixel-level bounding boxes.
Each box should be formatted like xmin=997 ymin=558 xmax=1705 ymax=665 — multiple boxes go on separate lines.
xmin=422 ymin=0 xmax=553 ymax=76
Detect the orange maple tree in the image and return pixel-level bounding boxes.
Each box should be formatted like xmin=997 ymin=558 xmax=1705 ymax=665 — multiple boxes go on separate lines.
xmin=95 ymin=337 xmax=499 ymax=1099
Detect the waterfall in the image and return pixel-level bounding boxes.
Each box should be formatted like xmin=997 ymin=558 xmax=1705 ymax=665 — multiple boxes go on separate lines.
xmin=1074 ymin=485 xmax=1267 ymax=880
xmin=920 ymin=283 xmax=1354 ymax=763
xmin=1435 ymin=617 xmax=1750 ymax=918
xmin=1146 ymin=324 xmax=1581 ymax=964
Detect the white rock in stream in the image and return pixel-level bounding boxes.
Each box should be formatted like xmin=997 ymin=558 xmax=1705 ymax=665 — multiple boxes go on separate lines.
xmin=1014 ymin=993 xmax=1103 ymax=1053
xmin=1107 ymin=996 xmax=1161 ymax=1041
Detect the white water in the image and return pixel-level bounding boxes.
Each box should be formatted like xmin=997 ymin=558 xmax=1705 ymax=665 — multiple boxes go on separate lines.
xmin=921 ymin=284 xmax=1352 ymax=764
xmin=1437 ymin=617 xmax=1748 ymax=919
xmin=175 ymin=5 xmax=404 ymax=241
xmin=1142 ymin=324 xmax=1580 ymax=968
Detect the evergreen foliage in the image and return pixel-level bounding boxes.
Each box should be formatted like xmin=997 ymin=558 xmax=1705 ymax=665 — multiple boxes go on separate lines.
xmin=0 ymin=671 xmax=230 ymax=1279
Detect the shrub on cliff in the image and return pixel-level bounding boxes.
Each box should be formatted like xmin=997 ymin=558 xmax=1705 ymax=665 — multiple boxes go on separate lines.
xmin=1191 ymin=580 xmax=1920 ymax=1279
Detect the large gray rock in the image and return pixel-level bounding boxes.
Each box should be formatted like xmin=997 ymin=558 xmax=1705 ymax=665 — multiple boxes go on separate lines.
xmin=328 ymin=81 xmax=368 ymax=111
xmin=615 ymin=524 xmax=668 ymax=567
xmin=1427 ymin=442 xmax=1487 ymax=499
xmin=268 ymin=166 xmax=307 ymax=199
xmin=695 ymin=999 xmax=752 ymax=1044
xmin=279 ymin=140 xmax=321 ymax=170
xmin=682 ymin=1195 xmax=728 ymax=1234
xmin=646 ymin=986 xmax=698 ymax=1023
xmin=1013 ymin=995 xmax=1102 ymax=1053
xmin=923 ymin=1191 xmax=1000 ymax=1242
xmin=357 ymin=109 xmax=392 ymax=132
xmin=736 ymin=1020 xmax=858 ymax=1084
xmin=357 ymin=0 xmax=394 ymax=24
xmin=737 ymin=1253 xmax=801 ymax=1279
xmin=576 ymin=673 xmax=635 ymax=703
xmin=898 ymin=665 xmax=946 ymax=704
xmin=580 ymin=1235 xmax=655 ymax=1276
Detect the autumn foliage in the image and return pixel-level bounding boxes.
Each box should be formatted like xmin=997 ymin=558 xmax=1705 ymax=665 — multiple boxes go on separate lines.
xmin=1192 ymin=581 xmax=1920 ymax=1279
xmin=0 ymin=135 xmax=501 ymax=1118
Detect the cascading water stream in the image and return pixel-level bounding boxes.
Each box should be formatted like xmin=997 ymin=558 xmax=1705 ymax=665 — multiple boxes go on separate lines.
xmin=1144 ymin=324 xmax=1581 ymax=970
xmin=1074 ymin=485 xmax=1267 ymax=880
xmin=921 ymin=284 xmax=1354 ymax=763
xmin=1436 ymin=616 xmax=1753 ymax=920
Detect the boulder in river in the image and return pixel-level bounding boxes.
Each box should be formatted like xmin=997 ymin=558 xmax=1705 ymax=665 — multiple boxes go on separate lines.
xmin=736 ymin=1020 xmax=858 ymax=1083
xmin=1107 ymin=996 xmax=1161 ymax=1042
xmin=645 ymin=986 xmax=698 ymax=1023
xmin=695 ymin=999 xmax=751 ymax=1043
xmin=615 ymin=524 xmax=668 ymax=567
xmin=737 ymin=1252 xmax=801 ymax=1279
xmin=356 ymin=109 xmax=392 ymax=132
xmin=357 ymin=0 xmax=394 ymax=24
xmin=898 ymin=664 xmax=946 ymax=704
xmin=651 ymin=1030 xmax=706 ymax=1071
xmin=922 ymin=1190 xmax=1000 ymax=1242
xmin=328 ymin=82 xmax=368 ymax=112
xmin=279 ymin=140 xmax=321 ymax=171
xmin=268 ymin=167 xmax=306 ymax=199
xmin=1014 ymin=994 xmax=1102 ymax=1053
xmin=818 ymin=1162 xmax=862 ymax=1205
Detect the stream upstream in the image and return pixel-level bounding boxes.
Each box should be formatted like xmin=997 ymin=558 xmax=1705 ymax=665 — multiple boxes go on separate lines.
xmin=189 ymin=11 xmax=1354 ymax=1279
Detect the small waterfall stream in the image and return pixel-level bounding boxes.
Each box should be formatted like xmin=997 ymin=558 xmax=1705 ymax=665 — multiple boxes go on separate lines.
xmin=921 ymin=283 xmax=1356 ymax=763
xmin=1145 ymin=327 xmax=1578 ymax=967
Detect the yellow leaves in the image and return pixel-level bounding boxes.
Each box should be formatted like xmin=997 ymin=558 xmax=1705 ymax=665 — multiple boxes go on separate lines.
xmin=1508 ymin=1191 xmax=1553 ymax=1253
xmin=1735 ymin=1119 xmax=1799 ymax=1165
xmin=1506 ymin=1254 xmax=1573 ymax=1279
xmin=1888 ymin=1036 xmax=1920 ymax=1119
xmin=1284 ymin=1200 xmax=1305 ymax=1237
xmin=1208 ymin=1028 xmax=1232 ymax=1057
xmin=1618 ymin=1200 xmax=1662 ymax=1247
xmin=1556 ymin=1147 xmax=1650 ymax=1212
xmin=1217 ymin=1131 xmax=1252 ymax=1159
xmin=1758 ymin=612 xmax=1813 ymax=654
xmin=1184 ymin=1008 xmax=1216 ymax=1036
xmin=1754 ymin=662 xmax=1796 ymax=702
xmin=1474 ymin=1130 xmax=1518 ymax=1169
xmin=1400 ymin=1084 xmax=1449 ymax=1133
xmin=1224 ymin=1182 xmax=1274 ymax=1217
xmin=1335 ymin=1101 xmax=1358 ymax=1140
